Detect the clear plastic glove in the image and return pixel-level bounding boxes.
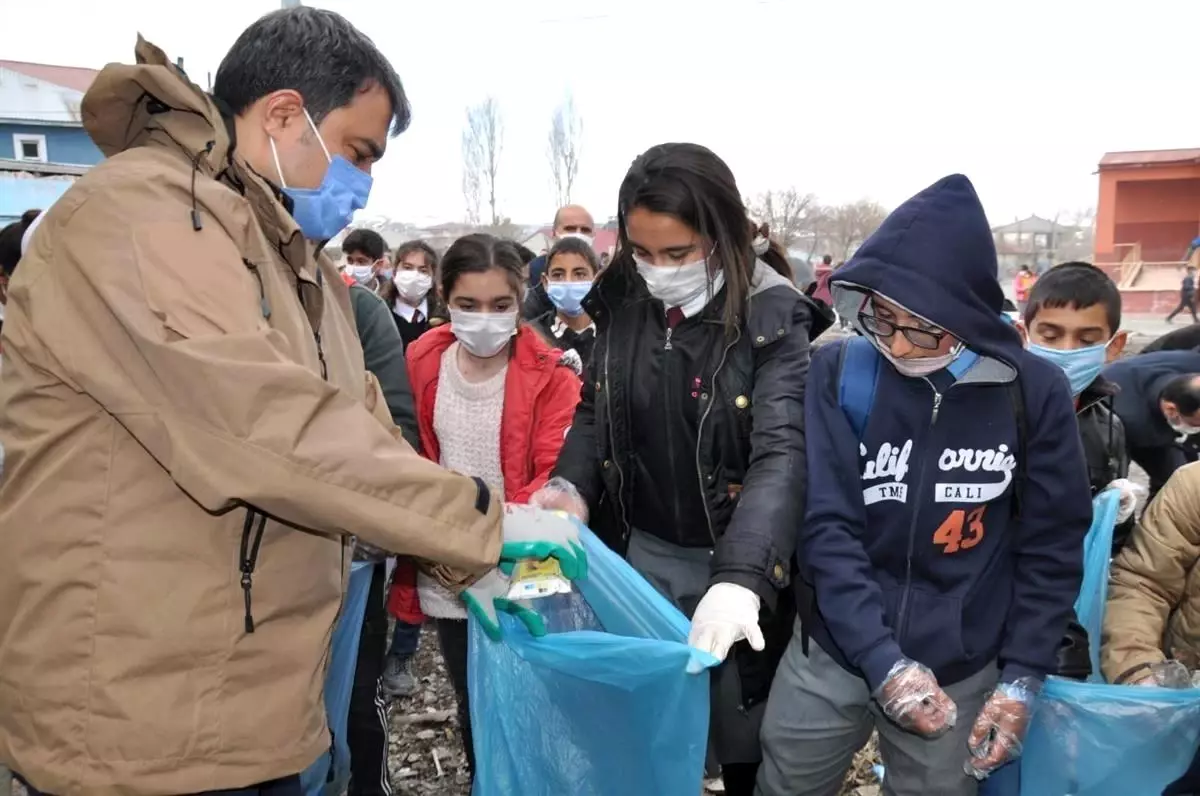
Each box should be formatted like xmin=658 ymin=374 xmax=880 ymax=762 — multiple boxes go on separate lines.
xmin=1109 ymin=477 xmax=1147 ymax=523
xmin=529 ymin=477 xmax=590 ymax=524
xmin=1131 ymin=660 xmax=1192 ymax=688
xmin=687 ymin=583 xmax=764 ymax=664
xmin=874 ymin=659 xmax=958 ymax=738
xmin=964 ymin=678 xmax=1038 ymax=780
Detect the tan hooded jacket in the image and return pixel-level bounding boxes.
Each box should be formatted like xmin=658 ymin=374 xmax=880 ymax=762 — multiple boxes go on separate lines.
xmin=1102 ymin=462 xmax=1200 ymax=684
xmin=0 ymin=39 xmax=500 ymax=795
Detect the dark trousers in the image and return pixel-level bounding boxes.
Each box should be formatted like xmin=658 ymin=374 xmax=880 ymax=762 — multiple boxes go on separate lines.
xmin=17 ymin=774 xmax=302 ymax=796
xmin=348 ymin=562 xmax=393 ymax=796
xmin=1164 ymin=744 xmax=1200 ymax=795
xmin=1167 ymin=294 xmax=1198 ymax=323
xmin=388 ymin=617 xmax=421 ymax=659
xmin=435 ymin=618 xmax=475 ymax=778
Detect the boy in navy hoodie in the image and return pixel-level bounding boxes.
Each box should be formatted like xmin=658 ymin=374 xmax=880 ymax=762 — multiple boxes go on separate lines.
xmin=757 ymin=175 xmax=1093 ymax=796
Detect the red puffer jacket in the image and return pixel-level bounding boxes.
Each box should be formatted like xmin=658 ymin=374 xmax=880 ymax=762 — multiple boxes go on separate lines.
xmin=387 ymin=323 xmax=582 ymax=623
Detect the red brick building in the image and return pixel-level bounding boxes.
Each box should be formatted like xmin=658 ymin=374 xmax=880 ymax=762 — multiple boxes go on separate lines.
xmin=1095 ymin=149 xmax=1200 ymax=312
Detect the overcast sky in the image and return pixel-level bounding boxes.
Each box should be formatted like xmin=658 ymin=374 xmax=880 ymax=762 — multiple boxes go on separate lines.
xmin=7 ymin=0 xmax=1199 ymax=227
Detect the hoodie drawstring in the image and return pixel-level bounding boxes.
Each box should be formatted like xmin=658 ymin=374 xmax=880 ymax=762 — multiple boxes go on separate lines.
xmin=239 ymin=509 xmax=267 ymax=633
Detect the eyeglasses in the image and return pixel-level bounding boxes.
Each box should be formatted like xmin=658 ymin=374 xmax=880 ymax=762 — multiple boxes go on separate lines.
xmin=858 ymin=312 xmax=948 ymax=351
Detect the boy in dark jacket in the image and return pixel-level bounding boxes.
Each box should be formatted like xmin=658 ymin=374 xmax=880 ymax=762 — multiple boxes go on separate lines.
xmin=1021 ymin=262 xmax=1140 ymax=550
xmin=757 ymin=175 xmax=1093 ymax=796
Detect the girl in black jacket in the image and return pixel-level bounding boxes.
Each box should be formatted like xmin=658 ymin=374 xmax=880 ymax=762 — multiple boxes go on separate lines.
xmin=533 ymin=142 xmax=832 ymax=795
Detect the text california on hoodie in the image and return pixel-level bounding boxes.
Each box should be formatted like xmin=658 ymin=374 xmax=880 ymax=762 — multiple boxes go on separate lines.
xmin=801 ymin=174 xmax=1093 ymax=691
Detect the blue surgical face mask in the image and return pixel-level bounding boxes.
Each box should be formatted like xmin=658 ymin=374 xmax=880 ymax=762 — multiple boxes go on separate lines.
xmin=378 ymin=268 xmax=394 ymax=282
xmin=546 ymin=281 xmax=592 ymax=317
xmin=269 ymin=108 xmax=372 ymax=241
xmin=1028 ymin=341 xmax=1110 ymax=396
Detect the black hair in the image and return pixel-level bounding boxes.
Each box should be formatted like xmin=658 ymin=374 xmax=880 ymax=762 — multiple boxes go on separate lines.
xmin=341 ymin=228 xmax=386 ymax=260
xmin=213 ymin=7 xmax=411 ymax=136
xmin=822 ymin=254 xmax=833 ymax=266
xmin=1022 ymin=261 xmax=1121 ymax=334
xmin=439 ymin=233 xmax=524 ymax=300
xmin=513 ymin=243 xmax=537 ymax=266
xmin=614 ymin=142 xmax=787 ymax=335
xmin=0 ymin=209 xmax=41 ymax=275
xmin=1161 ymin=374 xmax=1200 ymax=416
xmin=545 ymin=236 xmax=599 ymax=276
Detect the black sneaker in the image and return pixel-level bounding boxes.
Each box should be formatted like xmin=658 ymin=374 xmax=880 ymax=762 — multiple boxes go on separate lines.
xmin=381 ymin=654 xmax=417 ymax=698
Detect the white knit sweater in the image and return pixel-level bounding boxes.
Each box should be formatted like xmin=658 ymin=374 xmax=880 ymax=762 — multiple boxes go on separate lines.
xmin=418 ymin=342 xmax=507 ymax=619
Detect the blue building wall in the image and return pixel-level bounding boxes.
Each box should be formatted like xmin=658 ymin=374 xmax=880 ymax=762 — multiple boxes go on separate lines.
xmin=0 ymin=123 xmax=102 ymax=165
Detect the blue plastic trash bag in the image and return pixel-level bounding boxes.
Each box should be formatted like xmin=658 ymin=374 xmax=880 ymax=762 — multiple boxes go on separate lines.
xmin=1020 ymin=679 xmax=1200 ymax=795
xmin=1019 ymin=490 xmax=1200 ymax=795
xmin=300 ymin=559 xmax=374 ymax=796
xmin=468 ymin=525 xmax=718 ymax=796
xmin=1073 ymin=489 xmax=1120 ymax=682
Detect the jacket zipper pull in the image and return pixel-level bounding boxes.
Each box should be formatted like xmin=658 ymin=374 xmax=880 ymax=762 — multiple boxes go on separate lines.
xmin=931 ymin=391 xmax=944 ymax=424
xmin=664 ymin=327 xmax=674 ymax=351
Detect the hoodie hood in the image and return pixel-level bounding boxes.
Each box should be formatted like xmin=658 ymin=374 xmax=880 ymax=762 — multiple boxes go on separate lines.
xmin=83 ymin=36 xmax=230 ymax=177
xmin=832 ymin=174 xmax=1022 ymax=367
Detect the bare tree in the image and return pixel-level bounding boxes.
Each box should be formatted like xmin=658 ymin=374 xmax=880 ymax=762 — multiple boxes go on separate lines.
xmin=462 ymin=97 xmax=504 ymax=226
xmin=822 ymin=200 xmax=890 ymax=262
xmin=1053 ymin=207 xmax=1096 ymax=264
xmin=547 ymin=94 xmax=583 ymax=207
xmin=747 ymin=188 xmax=819 ymax=251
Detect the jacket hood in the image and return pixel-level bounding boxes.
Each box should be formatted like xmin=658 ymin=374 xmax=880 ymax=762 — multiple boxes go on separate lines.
xmin=832 ymin=174 xmax=1021 ymax=365
xmin=83 ymin=36 xmax=230 ymax=178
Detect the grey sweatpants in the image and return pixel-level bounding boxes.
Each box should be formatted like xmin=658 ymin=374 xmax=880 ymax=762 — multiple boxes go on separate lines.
xmin=756 ymin=621 xmax=996 ymax=796
xmin=626 ymin=529 xmax=765 ymax=765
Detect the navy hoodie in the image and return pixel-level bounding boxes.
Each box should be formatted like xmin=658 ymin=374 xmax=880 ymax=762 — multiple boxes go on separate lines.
xmin=802 ymin=174 xmax=1092 ymax=691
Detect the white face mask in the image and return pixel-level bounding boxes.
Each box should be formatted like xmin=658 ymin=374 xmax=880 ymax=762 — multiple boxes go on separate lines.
xmin=634 ymin=255 xmax=718 ymax=314
xmin=877 ymin=343 xmax=963 ymax=378
xmin=559 ymin=231 xmax=594 ymax=248
xmin=348 ymin=264 xmax=376 ymax=285
xmin=1168 ymin=416 xmax=1200 ymax=439
xmin=393 ymin=270 xmax=432 ymax=303
xmin=450 ymin=309 xmax=517 ymax=358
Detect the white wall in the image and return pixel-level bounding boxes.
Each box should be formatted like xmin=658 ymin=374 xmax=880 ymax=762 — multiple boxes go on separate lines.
xmin=0 ymin=67 xmax=84 ymax=125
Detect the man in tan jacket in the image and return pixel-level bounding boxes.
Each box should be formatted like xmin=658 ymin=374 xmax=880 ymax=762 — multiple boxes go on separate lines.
xmin=0 ymin=9 xmax=580 ymax=796
xmin=1102 ymin=461 xmax=1200 ymax=686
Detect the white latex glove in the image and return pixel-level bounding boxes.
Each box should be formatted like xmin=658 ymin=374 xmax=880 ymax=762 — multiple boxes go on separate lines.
xmin=1109 ymin=478 xmax=1147 ymax=523
xmin=687 ymin=582 xmax=764 ymax=663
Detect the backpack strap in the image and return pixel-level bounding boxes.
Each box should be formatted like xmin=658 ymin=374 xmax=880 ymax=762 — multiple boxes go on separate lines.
xmin=837 ymin=336 xmax=880 ymax=441
xmin=1006 ymin=377 xmax=1027 ymax=521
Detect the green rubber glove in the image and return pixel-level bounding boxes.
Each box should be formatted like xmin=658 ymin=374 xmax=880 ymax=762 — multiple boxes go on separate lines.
xmin=462 ymin=569 xmax=546 ymax=642
xmin=498 ymin=504 xmax=588 ymax=580
xmin=463 ymin=505 xmax=590 ymax=641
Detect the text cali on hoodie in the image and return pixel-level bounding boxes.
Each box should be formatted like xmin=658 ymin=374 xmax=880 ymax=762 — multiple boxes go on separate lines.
xmin=801 ymin=174 xmax=1093 ymax=692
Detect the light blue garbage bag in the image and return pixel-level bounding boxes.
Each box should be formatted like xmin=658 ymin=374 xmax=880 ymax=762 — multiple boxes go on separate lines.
xmin=468 ymin=526 xmax=719 ymax=796
xmin=1020 ymin=490 xmax=1200 ymax=795
xmin=300 ymin=560 xmax=375 ymax=796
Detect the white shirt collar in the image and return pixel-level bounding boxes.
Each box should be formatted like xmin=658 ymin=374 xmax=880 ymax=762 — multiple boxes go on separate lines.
xmin=393 ymin=298 xmax=429 ymax=322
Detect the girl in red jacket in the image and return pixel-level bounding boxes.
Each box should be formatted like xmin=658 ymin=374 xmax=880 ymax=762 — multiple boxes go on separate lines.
xmin=401 ymin=232 xmax=581 ymax=778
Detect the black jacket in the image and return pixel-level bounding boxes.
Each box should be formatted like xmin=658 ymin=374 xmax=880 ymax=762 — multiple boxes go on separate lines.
xmin=1143 ymin=323 xmax=1200 ymax=354
xmin=387 ymin=293 xmax=447 ymax=351
xmin=1105 ymin=350 xmax=1200 ymax=495
xmin=552 ymin=261 xmax=832 ymax=702
xmin=531 ymin=310 xmax=596 ymax=384
xmin=1076 ymin=376 xmax=1134 ymax=551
